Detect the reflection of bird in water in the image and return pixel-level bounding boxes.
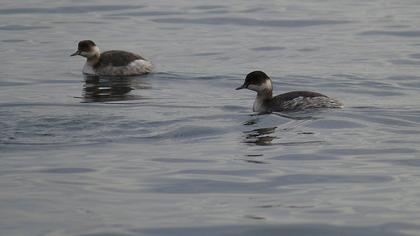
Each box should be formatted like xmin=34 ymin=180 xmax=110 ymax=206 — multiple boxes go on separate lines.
xmin=241 ymin=114 xmax=325 ymax=149
xmin=241 ymin=113 xmax=319 ymax=146
xmin=243 ymin=127 xmax=277 ymax=146
xmin=81 ymin=75 xmax=151 ymax=103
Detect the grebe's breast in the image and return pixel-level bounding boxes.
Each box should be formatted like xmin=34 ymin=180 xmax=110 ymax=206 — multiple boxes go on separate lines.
xmin=82 ymin=63 xmax=95 ymax=75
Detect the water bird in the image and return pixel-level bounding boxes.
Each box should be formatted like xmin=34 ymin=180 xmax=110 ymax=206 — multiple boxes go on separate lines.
xmin=71 ymin=40 xmax=153 ymax=76
xmin=236 ymin=71 xmax=342 ymax=113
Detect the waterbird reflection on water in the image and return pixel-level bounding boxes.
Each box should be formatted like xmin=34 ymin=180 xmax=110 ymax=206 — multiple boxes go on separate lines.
xmin=243 ymin=127 xmax=277 ymax=146
xmin=241 ymin=113 xmax=312 ymax=146
xmin=242 ymin=113 xmax=324 ymax=147
xmin=81 ymin=74 xmax=151 ymax=102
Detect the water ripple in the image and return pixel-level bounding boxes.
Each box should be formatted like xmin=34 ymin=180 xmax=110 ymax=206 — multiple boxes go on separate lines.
xmin=151 ymin=174 xmax=392 ymax=194
xmin=359 ymin=30 xmax=420 ymax=37
xmin=0 ymin=5 xmax=143 ymax=14
xmin=152 ymin=17 xmax=351 ymax=27
xmin=80 ymin=223 xmax=419 ymax=236
xmin=37 ymin=168 xmax=96 ymax=174
xmin=0 ymin=25 xmax=50 ymax=31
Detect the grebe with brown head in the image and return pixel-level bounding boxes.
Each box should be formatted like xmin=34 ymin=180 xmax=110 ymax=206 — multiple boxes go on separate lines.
xmin=71 ymin=40 xmax=153 ymax=76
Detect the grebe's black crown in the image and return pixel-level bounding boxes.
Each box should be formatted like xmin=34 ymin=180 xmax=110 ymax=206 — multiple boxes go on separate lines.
xmin=78 ymin=40 xmax=96 ymax=51
xmin=236 ymin=70 xmax=271 ymax=90
xmin=245 ymin=71 xmax=270 ymax=86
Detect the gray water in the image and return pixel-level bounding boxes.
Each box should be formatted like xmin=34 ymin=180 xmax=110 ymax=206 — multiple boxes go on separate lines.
xmin=1 ymin=0 xmax=420 ymax=235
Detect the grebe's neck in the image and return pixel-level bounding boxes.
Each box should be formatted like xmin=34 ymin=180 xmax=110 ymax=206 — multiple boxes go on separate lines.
xmin=257 ymin=89 xmax=272 ymax=100
xmin=253 ymin=89 xmax=272 ymax=113
xmin=86 ymin=46 xmax=100 ymax=65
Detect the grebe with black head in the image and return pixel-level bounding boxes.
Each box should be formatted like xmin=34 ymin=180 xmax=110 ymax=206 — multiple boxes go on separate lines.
xmin=236 ymin=71 xmax=342 ymax=113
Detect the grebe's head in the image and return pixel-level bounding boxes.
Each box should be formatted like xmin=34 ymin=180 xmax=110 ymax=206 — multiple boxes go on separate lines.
xmin=71 ymin=40 xmax=99 ymax=58
xmin=236 ymin=71 xmax=272 ymax=93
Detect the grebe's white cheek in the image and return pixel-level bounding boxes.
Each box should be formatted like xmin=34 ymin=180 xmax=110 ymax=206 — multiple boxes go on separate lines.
xmin=91 ymin=46 xmax=99 ymax=54
xmin=80 ymin=46 xmax=100 ymax=58
xmin=261 ymin=79 xmax=272 ymax=91
xmin=247 ymin=84 xmax=260 ymax=92
xmin=247 ymin=80 xmax=272 ymax=92
xmin=79 ymin=51 xmax=89 ymax=57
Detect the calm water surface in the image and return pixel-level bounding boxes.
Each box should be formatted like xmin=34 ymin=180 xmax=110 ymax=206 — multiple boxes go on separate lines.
xmin=1 ymin=0 xmax=420 ymax=235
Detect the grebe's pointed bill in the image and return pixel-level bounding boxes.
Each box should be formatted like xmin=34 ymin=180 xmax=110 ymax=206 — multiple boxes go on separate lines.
xmin=235 ymin=82 xmax=248 ymax=90
xmin=70 ymin=50 xmax=80 ymax=56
